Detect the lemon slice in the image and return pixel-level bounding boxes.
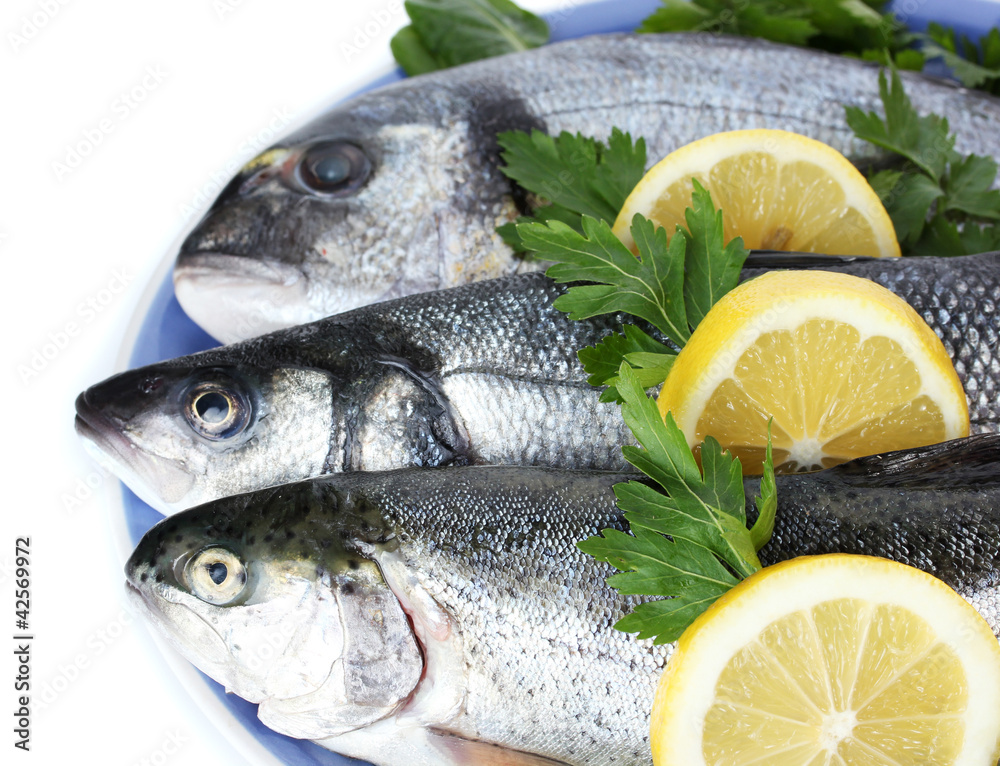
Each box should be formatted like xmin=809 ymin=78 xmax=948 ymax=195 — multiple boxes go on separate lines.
xmin=651 ymin=554 xmax=1000 ymax=766
xmin=613 ymin=129 xmax=901 ymax=258
xmin=657 ymin=270 xmax=969 ymax=473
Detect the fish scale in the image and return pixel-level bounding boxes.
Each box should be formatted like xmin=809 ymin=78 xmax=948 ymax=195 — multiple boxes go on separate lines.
xmin=77 ymin=252 xmax=1000 ymax=515
xmin=125 ymin=437 xmax=1000 ymax=765
xmin=174 ymin=33 xmax=1000 ymax=342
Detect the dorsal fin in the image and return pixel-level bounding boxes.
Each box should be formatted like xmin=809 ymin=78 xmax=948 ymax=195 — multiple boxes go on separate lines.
xmin=829 ymin=435 xmax=1000 ymax=488
xmin=743 ymin=251 xmax=873 ymax=270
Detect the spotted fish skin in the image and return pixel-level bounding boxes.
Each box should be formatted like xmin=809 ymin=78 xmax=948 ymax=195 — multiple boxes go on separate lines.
xmin=124 ymin=437 xmax=1000 ymax=766
xmin=173 ymin=32 xmax=1000 ymax=343
xmin=77 ymin=252 xmax=1000 ymax=515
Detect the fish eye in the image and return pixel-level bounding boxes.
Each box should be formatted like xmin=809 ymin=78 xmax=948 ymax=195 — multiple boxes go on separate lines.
xmin=182 ymin=379 xmax=251 ymax=441
xmin=296 ymin=142 xmax=371 ymax=196
xmin=184 ymin=547 xmax=248 ymax=605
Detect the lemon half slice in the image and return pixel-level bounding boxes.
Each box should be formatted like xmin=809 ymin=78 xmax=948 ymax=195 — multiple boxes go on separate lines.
xmin=651 ymin=554 xmax=1000 ymax=766
xmin=657 ymin=270 xmax=969 ymax=473
xmin=613 ymin=129 xmax=900 ymax=258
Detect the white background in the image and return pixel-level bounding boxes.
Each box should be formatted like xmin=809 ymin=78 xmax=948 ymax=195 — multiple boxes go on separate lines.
xmin=0 ymin=0 xmax=571 ymax=763
xmin=2 ymin=0 xmax=999 ymax=765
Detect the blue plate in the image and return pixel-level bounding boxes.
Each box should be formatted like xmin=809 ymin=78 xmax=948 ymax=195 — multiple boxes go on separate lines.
xmin=119 ymin=1 xmax=1000 ymax=764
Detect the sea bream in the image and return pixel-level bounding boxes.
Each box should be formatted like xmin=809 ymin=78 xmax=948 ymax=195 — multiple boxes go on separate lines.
xmin=77 ymin=252 xmax=1000 ymax=515
xmin=124 ymin=437 xmax=1000 ymax=766
xmin=173 ymin=32 xmax=1000 ymax=343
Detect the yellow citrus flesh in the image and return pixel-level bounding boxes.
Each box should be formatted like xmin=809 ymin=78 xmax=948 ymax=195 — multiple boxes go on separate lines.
xmin=651 ymin=554 xmax=1000 ymax=766
xmin=657 ymin=270 xmax=969 ymax=473
xmin=613 ymin=129 xmax=900 ymax=258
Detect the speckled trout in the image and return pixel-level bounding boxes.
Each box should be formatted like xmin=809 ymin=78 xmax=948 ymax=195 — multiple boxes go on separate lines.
xmin=124 ymin=437 xmax=1000 ymax=765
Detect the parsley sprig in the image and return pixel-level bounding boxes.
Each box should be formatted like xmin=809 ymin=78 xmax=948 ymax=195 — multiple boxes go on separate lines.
xmin=502 ymin=128 xmax=748 ymax=400
xmin=579 ymin=366 xmax=776 ymax=644
xmin=846 ymin=69 xmax=1000 ymax=254
xmin=500 ymin=128 xmax=773 ymax=642
xmin=496 ymin=129 xmax=647 ymax=251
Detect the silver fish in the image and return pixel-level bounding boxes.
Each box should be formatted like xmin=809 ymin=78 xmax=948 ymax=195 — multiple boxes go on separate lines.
xmin=77 ymin=253 xmax=1000 ymax=515
xmin=124 ymin=436 xmax=1000 ymax=766
xmin=173 ymin=32 xmax=1000 ymax=343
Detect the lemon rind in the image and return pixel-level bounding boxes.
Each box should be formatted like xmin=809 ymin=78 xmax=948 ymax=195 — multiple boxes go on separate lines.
xmin=652 ymin=554 xmax=1000 ymax=766
xmin=657 ymin=270 xmax=970 ymax=450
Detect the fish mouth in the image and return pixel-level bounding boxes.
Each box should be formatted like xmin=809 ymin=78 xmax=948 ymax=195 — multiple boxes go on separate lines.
xmin=173 ymin=253 xmax=313 ymax=344
xmin=74 ymin=392 xmax=142 ymax=476
xmin=124 ymin=580 xmax=236 ymax=684
xmin=74 ymin=391 xmax=193 ymax=513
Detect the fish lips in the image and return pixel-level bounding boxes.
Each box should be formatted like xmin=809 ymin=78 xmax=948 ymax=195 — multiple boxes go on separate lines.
xmin=173 ymin=252 xmax=313 ymax=344
xmin=74 ymin=386 xmax=195 ymax=513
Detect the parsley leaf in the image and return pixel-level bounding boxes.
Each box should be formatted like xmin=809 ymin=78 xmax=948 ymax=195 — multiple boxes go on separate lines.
xmin=515 ymin=182 xmax=748 ymax=349
xmin=868 ymin=169 xmax=943 ymax=246
xmin=847 ymin=67 xmax=1000 ymax=255
xmin=845 ymin=69 xmax=953 ymax=182
xmin=497 ymin=129 xmax=647 ymax=249
xmin=390 ymin=0 xmax=548 ymax=76
xmin=943 ymin=154 xmax=1000 ymax=220
xmin=637 ymin=0 xmax=816 ymax=46
xmin=638 ymin=0 xmax=910 ymax=59
xmin=518 ymin=214 xmax=691 ymax=346
xmin=577 ymin=325 xmax=675 ymax=403
xmin=578 ymin=364 xmax=776 ymax=644
xmin=920 ymin=23 xmax=1000 ymax=96
xmin=682 ymin=179 xmax=750 ymax=328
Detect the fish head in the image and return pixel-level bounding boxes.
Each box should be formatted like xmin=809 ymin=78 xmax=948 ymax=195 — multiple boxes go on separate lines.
xmin=74 ymin=356 xmax=337 ymax=513
xmin=124 ymin=483 xmax=423 ymax=738
xmin=173 ymin=92 xmax=484 ymax=343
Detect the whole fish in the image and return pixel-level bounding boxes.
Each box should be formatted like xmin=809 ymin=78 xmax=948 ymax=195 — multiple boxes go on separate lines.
xmin=77 ymin=253 xmax=1000 ymax=515
xmin=124 ymin=437 xmax=1000 ymax=766
xmin=173 ymin=32 xmax=1000 ymax=343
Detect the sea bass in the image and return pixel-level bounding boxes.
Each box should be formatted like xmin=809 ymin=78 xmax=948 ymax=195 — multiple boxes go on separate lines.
xmin=174 ymin=32 xmax=1000 ymax=343
xmin=124 ymin=437 xmax=1000 ymax=766
xmin=77 ymin=253 xmax=1000 ymax=515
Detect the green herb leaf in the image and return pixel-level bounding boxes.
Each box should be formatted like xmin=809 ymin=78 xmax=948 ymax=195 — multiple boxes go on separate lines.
xmin=577 ymin=324 xmax=675 ymax=403
xmin=848 ymin=66 xmax=1000 ymax=256
xmin=749 ymin=425 xmax=777 ymax=551
xmin=638 ymin=0 xmax=911 ymax=58
xmin=578 ymin=364 xmax=775 ymax=644
xmin=943 ymin=154 xmax=1000 ymax=220
xmin=391 ymin=0 xmax=549 ymax=76
xmin=920 ymin=24 xmax=1000 ymax=94
xmin=844 ymin=68 xmax=954 ymax=182
xmin=389 ymin=25 xmax=443 ymax=77
xmin=578 ymin=528 xmax=735 ymax=644
xmin=637 ymin=0 xmax=816 ymax=46
xmin=954 ymin=221 xmax=1000 ymax=253
xmin=518 ymin=215 xmax=691 ymax=347
xmin=498 ymin=129 xmax=647 ymax=238
xmin=909 ymin=217 xmax=1000 ymax=257
xmin=682 ymin=179 xmax=750 ymax=329
xmin=870 ymin=170 xmax=944 ymax=245
xmin=617 ymin=366 xmax=761 ymax=578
